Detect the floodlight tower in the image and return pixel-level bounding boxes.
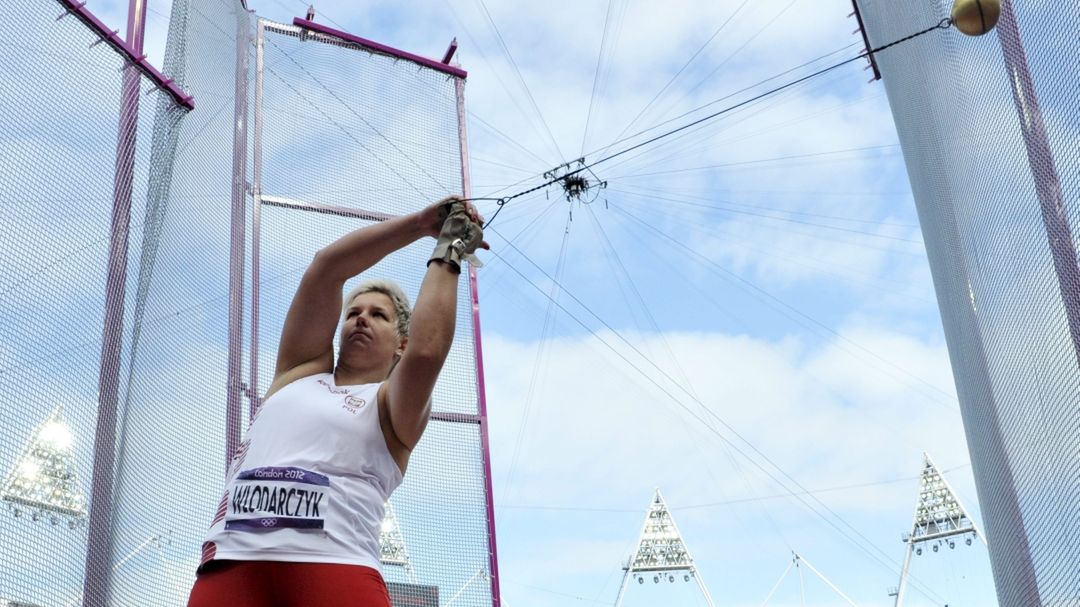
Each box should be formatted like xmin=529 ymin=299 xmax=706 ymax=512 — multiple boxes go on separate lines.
xmin=889 ymin=453 xmax=985 ymax=606
xmin=379 ymin=500 xmax=417 ymax=583
xmin=2 ymin=408 xmax=86 ymax=528
xmin=614 ymin=489 xmax=715 ymax=607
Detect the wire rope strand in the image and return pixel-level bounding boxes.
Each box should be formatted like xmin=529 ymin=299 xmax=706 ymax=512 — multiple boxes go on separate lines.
xmin=586 ymin=42 xmax=860 ymax=160
xmin=474 ymin=0 xmax=566 ymax=161
xmin=610 ymin=180 xmax=919 ymax=228
xmin=499 ymin=464 xmax=971 ymax=511
xmin=441 ymin=0 xmax=561 ymax=167
xmin=608 ymin=193 xmax=935 ymax=303
xmin=645 ymin=0 xmax=800 ymax=129
xmin=584 ymin=204 xmax=796 ymax=552
xmin=611 ymin=204 xmax=956 ymax=404
xmin=261 ymin=34 xmax=449 ymax=195
xmin=579 ymin=0 xmax=618 ymax=156
xmin=607 ymin=208 xmax=949 ymax=456
xmin=608 ymin=185 xmax=923 ymax=244
xmin=485 ymin=237 xmax=950 ymax=604
xmin=605 ymin=88 xmax=887 ymax=178
xmin=593 ymin=0 xmax=753 ymax=161
xmin=596 ymin=67 xmax=859 ymax=178
xmin=482 ymin=19 xmax=954 ymax=229
xmin=499 ymin=210 xmax=574 ymax=502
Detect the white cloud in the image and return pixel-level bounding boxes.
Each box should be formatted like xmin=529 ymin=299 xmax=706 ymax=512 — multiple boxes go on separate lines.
xmin=1 ymin=0 xmax=1012 ymax=605
xmin=481 ymin=321 xmax=989 ymax=605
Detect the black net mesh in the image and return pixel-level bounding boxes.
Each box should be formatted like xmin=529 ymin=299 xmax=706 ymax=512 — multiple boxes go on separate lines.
xmin=856 ymin=0 xmax=1080 ymax=604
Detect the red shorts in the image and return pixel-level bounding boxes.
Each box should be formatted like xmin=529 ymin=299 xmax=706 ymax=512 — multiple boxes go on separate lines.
xmin=187 ymin=560 xmax=391 ymax=607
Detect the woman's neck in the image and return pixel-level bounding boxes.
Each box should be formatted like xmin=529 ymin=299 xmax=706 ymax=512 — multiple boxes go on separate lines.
xmin=333 ymin=362 xmax=388 ymax=386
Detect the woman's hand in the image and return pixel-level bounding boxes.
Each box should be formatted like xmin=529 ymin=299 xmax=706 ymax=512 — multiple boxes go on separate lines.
xmin=419 ymin=196 xmax=486 ymax=239
xmin=427 ymin=197 xmax=491 ymax=271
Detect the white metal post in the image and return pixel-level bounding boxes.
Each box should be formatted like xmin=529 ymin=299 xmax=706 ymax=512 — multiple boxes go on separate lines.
xmin=249 ymin=19 xmax=266 ymax=419
xmin=794 ymin=553 xmax=858 ymax=606
xmin=759 ymin=560 xmax=795 ymax=606
xmin=695 ymin=569 xmax=717 ymax=607
xmin=225 ymin=0 xmax=252 ymax=467
xmin=893 ymin=541 xmax=914 ymax=607
xmin=613 ymin=567 xmax=633 ymax=607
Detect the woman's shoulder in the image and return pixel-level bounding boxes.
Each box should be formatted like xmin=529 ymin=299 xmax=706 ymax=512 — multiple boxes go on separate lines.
xmin=263 ymin=367 xmax=332 ymax=401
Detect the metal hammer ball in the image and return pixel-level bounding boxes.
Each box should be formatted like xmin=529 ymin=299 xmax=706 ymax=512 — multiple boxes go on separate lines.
xmin=951 ymin=0 xmax=1001 ymax=36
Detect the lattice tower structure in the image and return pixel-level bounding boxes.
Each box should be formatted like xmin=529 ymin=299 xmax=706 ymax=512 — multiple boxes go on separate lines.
xmin=2 ymin=409 xmax=86 ymax=526
xmin=890 ymin=453 xmax=985 ymax=605
xmin=615 ymin=489 xmax=715 ymax=607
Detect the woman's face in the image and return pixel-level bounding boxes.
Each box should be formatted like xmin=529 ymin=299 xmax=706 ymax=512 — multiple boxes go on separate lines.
xmin=340 ymin=291 xmax=404 ymax=370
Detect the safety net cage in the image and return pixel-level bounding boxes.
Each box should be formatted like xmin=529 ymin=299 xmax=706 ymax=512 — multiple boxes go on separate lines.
xmin=0 ymin=0 xmax=497 ymax=605
xmin=855 ymin=0 xmax=1079 ymax=605
xmin=244 ymin=15 xmax=494 ymax=607
xmin=0 ymin=0 xmax=191 ymax=606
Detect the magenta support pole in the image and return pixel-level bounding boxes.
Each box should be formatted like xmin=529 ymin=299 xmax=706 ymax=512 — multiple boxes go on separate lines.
xmin=58 ymin=0 xmax=193 ymax=109
xmin=293 ymin=17 xmax=468 ymax=79
xmin=260 ymin=195 xmax=396 ymax=222
xmin=850 ymin=0 xmax=881 ymax=81
xmin=82 ymin=1 xmax=147 ymax=604
xmin=455 ymin=76 xmax=502 ymax=607
xmin=997 ymin=0 xmax=1080 ymax=369
xmin=442 ymin=37 xmax=459 ymax=64
xmin=226 ymin=9 xmax=253 ymax=464
xmin=431 ymin=411 xmax=482 ymax=424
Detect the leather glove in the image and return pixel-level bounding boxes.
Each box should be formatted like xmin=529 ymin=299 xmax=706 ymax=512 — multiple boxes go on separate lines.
xmin=429 ymin=201 xmax=484 ymax=271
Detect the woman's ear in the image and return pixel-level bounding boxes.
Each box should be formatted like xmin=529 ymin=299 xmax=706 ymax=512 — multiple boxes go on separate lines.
xmin=396 ymin=336 xmax=409 ymax=358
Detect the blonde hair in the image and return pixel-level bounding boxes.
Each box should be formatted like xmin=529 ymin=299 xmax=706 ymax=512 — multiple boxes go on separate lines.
xmin=342 ymin=279 xmax=412 ymax=340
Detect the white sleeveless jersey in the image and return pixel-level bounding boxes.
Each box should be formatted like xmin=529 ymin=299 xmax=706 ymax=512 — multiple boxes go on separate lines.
xmin=200 ymin=373 xmax=403 ymax=571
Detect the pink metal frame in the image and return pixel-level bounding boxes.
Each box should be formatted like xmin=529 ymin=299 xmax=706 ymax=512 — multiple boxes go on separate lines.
xmin=996 ymin=0 xmax=1080 ymax=368
xmin=442 ymin=38 xmax=459 ymax=65
xmin=83 ymin=0 xmax=148 ymax=604
xmin=292 ymin=17 xmax=468 ymax=80
xmin=456 ymin=76 xmax=503 ymax=607
xmin=430 ymin=411 xmax=482 ymax=424
xmin=261 ymin=195 xmax=397 ymax=222
xmin=850 ymin=0 xmax=881 ymax=81
xmin=58 ymin=0 xmax=194 ymax=109
xmin=971 ymin=0 xmax=1072 ymax=595
xmin=245 ymin=19 xmax=500 ymax=604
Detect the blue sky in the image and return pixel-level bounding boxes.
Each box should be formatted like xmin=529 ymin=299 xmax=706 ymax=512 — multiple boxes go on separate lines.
xmin=9 ymin=0 xmax=1007 ymax=605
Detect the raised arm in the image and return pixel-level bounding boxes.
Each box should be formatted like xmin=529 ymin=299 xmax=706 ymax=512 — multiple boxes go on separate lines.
xmin=380 ymin=201 xmax=486 ymax=451
xmin=267 ymin=199 xmax=458 ymax=398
